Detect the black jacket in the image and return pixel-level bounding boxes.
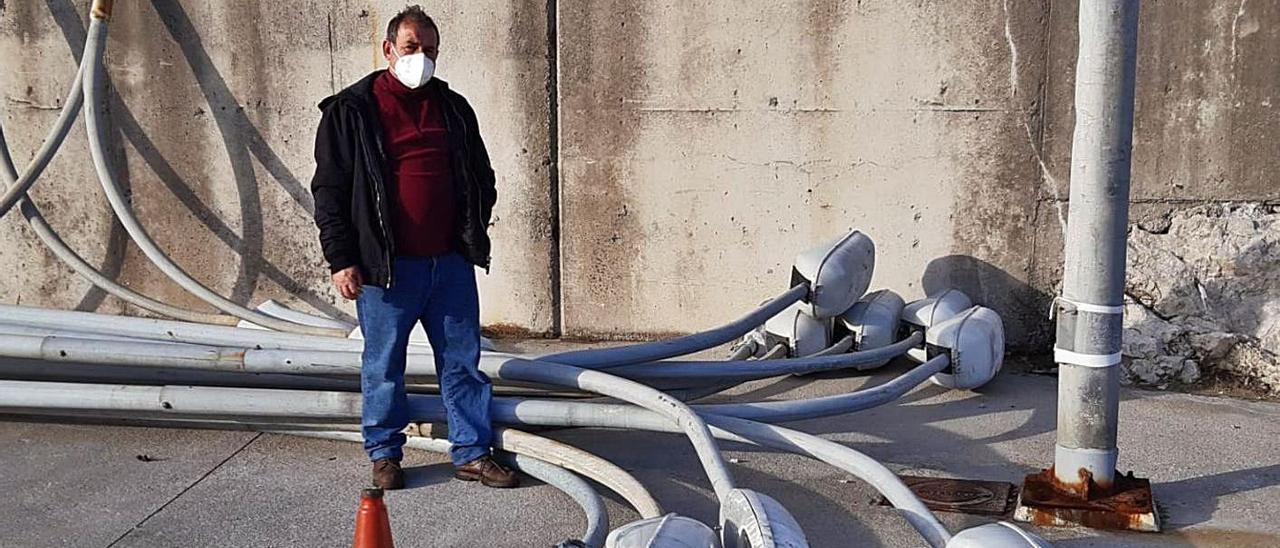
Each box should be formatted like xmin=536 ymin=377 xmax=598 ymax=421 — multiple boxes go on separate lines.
xmin=310 ymin=71 xmax=497 ymax=288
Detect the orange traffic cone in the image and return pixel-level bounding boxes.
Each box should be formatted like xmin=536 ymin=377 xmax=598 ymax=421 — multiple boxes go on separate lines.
xmin=352 ymin=488 xmax=395 ymax=548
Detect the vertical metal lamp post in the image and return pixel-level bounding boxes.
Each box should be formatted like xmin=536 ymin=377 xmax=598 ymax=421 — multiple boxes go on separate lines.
xmin=1015 ymin=0 xmax=1160 ymax=532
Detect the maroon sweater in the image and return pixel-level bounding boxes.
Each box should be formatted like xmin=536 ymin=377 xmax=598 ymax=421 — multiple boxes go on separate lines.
xmin=372 ymin=71 xmax=456 ymax=257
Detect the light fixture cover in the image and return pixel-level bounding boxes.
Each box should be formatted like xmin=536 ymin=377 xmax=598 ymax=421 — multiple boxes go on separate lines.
xmin=902 ymin=289 xmax=974 ymax=363
xmin=902 ymin=289 xmax=974 ymax=328
xmin=839 ymin=289 xmax=906 ymax=353
xmin=946 ymin=522 xmax=1051 ymax=548
xmin=765 ymin=301 xmax=833 ymax=358
xmin=792 ymin=231 xmax=875 ymax=320
xmin=926 ymin=306 xmax=1005 ymax=389
xmin=605 ymin=514 xmax=719 ymax=548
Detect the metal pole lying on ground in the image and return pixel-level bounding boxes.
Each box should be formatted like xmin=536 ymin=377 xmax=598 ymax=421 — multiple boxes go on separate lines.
xmin=1015 ymin=0 xmax=1158 ymax=532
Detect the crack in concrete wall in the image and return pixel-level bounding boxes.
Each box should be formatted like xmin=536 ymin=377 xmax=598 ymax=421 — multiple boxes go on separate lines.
xmin=1004 ymin=0 xmax=1066 ymax=237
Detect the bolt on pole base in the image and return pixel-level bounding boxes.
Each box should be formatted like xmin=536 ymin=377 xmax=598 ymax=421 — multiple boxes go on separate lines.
xmin=1013 ymin=468 xmax=1160 ymax=533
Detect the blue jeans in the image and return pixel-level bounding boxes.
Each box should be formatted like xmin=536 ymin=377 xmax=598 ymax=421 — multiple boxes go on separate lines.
xmin=357 ymin=254 xmax=492 ymax=465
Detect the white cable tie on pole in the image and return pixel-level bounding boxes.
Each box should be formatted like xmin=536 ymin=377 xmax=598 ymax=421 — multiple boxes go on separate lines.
xmin=1054 ymin=348 xmax=1122 ymax=368
xmin=1054 ymin=297 xmax=1125 ymax=316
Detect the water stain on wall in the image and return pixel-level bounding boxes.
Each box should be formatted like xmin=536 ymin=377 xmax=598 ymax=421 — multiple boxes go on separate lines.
xmin=558 ymin=0 xmax=646 ymax=338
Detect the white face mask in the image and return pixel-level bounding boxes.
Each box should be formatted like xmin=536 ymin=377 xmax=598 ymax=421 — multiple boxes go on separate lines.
xmin=390 ymin=50 xmax=435 ymax=89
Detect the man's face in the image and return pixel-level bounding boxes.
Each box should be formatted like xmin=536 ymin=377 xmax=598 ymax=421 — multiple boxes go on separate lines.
xmin=383 ymin=22 xmax=440 ymax=66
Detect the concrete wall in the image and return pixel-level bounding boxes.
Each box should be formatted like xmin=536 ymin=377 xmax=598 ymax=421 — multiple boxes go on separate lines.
xmin=558 ymin=0 xmax=1051 ymax=345
xmin=0 ymin=2 xmax=1275 ymax=366
xmin=0 ymin=0 xmax=557 ymax=334
xmin=1041 ymin=0 xmax=1280 ymax=389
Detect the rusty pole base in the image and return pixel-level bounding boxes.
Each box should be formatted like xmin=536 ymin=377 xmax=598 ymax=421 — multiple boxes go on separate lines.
xmin=1013 ymin=468 xmax=1161 ymax=533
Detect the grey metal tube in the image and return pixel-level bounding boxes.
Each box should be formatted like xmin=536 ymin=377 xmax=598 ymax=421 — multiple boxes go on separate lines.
xmin=0 ymin=64 xmax=85 ymax=219
xmin=0 ymin=323 xmax=209 ymax=345
xmin=0 ymin=380 xmax=360 ymax=420
xmin=0 ymin=359 xmax=363 ymax=392
xmin=539 ymin=284 xmax=809 ymax=368
xmin=0 ymin=380 xmax=949 ymax=546
xmin=695 ymin=356 xmax=950 ymax=422
xmin=1053 ymin=0 xmax=1140 ymax=489
xmin=664 ymin=335 xmax=856 ymax=402
xmin=501 ymin=453 xmax=606 ymax=548
xmin=494 ymin=428 xmax=663 ymax=519
xmin=253 ymin=300 xmax=353 ymax=331
xmin=480 ymin=358 xmax=738 ymax=502
xmin=727 ymin=341 xmax=758 ymax=361
xmin=0 ymin=331 xmax=586 ymax=396
xmin=0 ymin=334 xmax=935 ymax=423
xmin=808 ymin=334 xmax=854 ymax=357
xmin=0 ymin=328 xmax=912 ymax=388
xmin=607 ymin=333 xmax=921 ymax=382
xmin=663 ymin=381 xmax=744 ymax=403
xmin=0 ymin=121 xmax=14 ymax=182
xmin=656 ymin=343 xmax=763 ymax=402
xmin=81 ymin=17 xmax=345 ymax=337
xmin=0 ymin=50 xmax=232 ymax=325
xmin=0 ymin=306 xmax=372 ymax=353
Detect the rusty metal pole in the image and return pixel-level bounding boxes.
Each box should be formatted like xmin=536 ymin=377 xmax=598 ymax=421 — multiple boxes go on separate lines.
xmin=1016 ymin=0 xmax=1159 ymax=532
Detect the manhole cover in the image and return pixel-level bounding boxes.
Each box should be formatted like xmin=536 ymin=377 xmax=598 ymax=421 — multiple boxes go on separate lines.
xmin=878 ymin=475 xmax=1016 ymax=516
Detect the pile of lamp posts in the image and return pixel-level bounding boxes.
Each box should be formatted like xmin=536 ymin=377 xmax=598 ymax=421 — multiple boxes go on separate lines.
xmin=0 ymin=3 xmax=1053 ymax=548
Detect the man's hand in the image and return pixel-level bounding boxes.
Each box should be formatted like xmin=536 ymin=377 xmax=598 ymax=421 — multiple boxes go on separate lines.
xmin=332 ymin=266 xmax=364 ymax=300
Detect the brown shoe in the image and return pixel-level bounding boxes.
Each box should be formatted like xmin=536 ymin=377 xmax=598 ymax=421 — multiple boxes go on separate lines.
xmin=453 ymin=456 xmax=520 ymax=488
xmin=371 ymin=458 xmax=405 ymax=490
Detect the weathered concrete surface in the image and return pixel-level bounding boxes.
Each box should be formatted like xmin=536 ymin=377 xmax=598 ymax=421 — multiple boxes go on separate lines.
xmin=0 ymin=0 xmax=121 ymax=314
xmin=1036 ymin=0 xmax=1280 ymax=291
xmin=1123 ymin=203 xmax=1279 ymax=391
xmin=3 ymin=346 xmax=1279 ymax=547
xmin=1044 ymin=0 xmax=1280 ymax=204
xmin=0 ymin=420 xmax=258 ymax=547
xmin=557 ymin=1 xmax=1051 ymax=346
xmin=0 ymin=1 xmax=557 ymax=334
xmin=1033 ymin=0 xmax=1280 ymax=389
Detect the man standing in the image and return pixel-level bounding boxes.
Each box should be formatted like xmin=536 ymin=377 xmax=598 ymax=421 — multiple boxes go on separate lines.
xmin=310 ymin=5 xmax=517 ymax=490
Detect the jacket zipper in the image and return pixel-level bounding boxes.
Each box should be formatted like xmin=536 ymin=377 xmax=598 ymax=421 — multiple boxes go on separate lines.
xmin=357 ymin=108 xmax=395 ymax=289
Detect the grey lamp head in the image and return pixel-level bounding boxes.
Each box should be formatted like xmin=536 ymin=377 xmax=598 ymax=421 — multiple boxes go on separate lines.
xmin=791 ymin=231 xmax=875 ymax=320
xmin=926 ymin=306 xmax=1005 ymax=390
xmin=946 ymin=522 xmax=1052 ymax=548
xmin=605 ymin=514 xmax=719 ymax=548
xmin=765 ymin=301 xmax=833 ymax=358
xmin=901 ymin=289 xmax=974 ymax=362
xmin=839 ymin=289 xmax=906 ymax=352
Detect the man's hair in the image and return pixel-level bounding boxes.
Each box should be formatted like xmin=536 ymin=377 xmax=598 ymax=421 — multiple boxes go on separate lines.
xmin=386 ymin=5 xmax=439 ymax=44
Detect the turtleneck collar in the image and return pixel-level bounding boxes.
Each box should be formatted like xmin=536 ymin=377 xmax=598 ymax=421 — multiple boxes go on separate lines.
xmin=378 ymin=69 xmax=434 ymax=99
